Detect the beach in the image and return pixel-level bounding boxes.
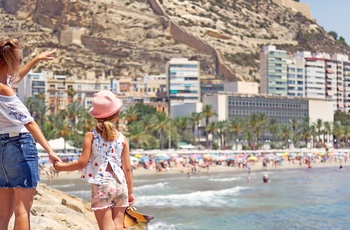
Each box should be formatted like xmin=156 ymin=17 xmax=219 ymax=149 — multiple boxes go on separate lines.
xmin=50 ymin=158 xmax=345 ymax=181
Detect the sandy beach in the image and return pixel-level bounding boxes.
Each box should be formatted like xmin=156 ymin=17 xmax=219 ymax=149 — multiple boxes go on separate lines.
xmin=49 ymin=159 xmax=345 ymax=181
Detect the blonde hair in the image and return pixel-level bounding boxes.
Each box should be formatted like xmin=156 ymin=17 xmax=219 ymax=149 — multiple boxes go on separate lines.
xmin=95 ymin=112 xmax=119 ymax=141
xmin=0 ymin=38 xmax=21 ymax=83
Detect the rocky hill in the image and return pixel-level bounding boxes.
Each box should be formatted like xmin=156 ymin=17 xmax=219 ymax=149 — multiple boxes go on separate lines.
xmin=1 ymin=0 xmax=349 ymax=82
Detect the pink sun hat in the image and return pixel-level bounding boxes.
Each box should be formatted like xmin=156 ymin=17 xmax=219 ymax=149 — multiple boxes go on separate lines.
xmin=88 ymin=90 xmax=123 ymax=118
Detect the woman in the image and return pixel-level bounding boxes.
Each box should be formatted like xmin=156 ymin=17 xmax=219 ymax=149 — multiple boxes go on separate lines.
xmin=0 ymin=38 xmax=61 ymax=230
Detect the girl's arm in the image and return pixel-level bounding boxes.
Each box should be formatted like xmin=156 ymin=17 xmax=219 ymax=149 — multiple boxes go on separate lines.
xmin=14 ymin=49 xmax=57 ymax=84
xmin=121 ymin=137 xmax=135 ymax=204
xmin=54 ymin=131 xmax=93 ymax=172
xmin=25 ymin=121 xmax=61 ymax=163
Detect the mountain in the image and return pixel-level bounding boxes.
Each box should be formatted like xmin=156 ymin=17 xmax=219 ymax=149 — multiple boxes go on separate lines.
xmin=1 ymin=0 xmax=349 ymax=82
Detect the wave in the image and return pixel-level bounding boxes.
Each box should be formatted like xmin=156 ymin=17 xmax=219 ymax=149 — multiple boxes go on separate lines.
xmin=135 ymin=182 xmax=169 ymax=192
xmin=137 ymin=186 xmax=248 ymax=208
xmin=148 ymin=222 xmax=181 ymax=230
xmin=209 ymin=177 xmax=241 ymax=182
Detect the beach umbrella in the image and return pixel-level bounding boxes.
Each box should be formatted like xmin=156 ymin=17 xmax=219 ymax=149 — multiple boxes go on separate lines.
xmin=218 ymin=155 xmax=227 ymax=161
xmin=134 ymin=154 xmax=143 ymax=158
xmin=130 ymin=156 xmax=140 ymax=163
xmin=248 ymin=156 xmax=257 ymax=161
xmin=203 ymin=154 xmax=211 ymax=160
xmin=140 ymin=155 xmax=150 ymax=162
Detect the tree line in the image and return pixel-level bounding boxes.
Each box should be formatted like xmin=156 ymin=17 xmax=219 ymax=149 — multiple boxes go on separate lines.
xmin=25 ymin=96 xmax=350 ymax=152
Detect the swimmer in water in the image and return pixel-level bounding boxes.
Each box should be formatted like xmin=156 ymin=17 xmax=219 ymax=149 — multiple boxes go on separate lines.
xmin=263 ymin=174 xmax=270 ymax=183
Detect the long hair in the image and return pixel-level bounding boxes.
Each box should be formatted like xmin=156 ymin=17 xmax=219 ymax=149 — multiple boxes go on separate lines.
xmin=95 ymin=112 xmax=119 ymax=141
xmin=0 ymin=38 xmax=21 ymax=84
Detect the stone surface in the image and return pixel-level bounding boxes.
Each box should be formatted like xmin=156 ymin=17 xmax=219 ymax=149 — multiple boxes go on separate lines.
xmin=9 ymin=183 xmax=98 ymax=230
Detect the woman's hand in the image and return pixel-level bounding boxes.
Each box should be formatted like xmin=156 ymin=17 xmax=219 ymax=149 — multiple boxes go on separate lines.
xmin=36 ymin=49 xmax=57 ymax=61
xmin=48 ymin=152 xmax=62 ymax=164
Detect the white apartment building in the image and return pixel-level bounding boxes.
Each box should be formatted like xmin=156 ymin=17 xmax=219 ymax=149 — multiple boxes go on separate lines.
xmin=166 ymin=58 xmax=200 ymax=107
xmin=261 ymin=45 xmax=350 ymax=114
xmin=260 ymin=45 xmax=288 ymax=96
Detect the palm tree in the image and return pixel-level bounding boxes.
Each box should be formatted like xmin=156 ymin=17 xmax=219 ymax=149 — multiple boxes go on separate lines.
xmin=333 ymin=123 xmax=343 ymax=149
xmin=313 ymin=119 xmax=323 ymax=144
xmin=323 ymin=121 xmax=332 ymax=146
xmin=126 ymin=122 xmax=152 ymax=149
xmin=151 ymin=112 xmax=169 ymax=149
xmin=124 ymin=106 xmax=139 ymax=125
xmin=201 ymin=105 xmax=217 ymax=148
xmin=67 ymin=101 xmax=84 ymax=132
xmin=54 ymin=111 xmax=71 ymax=153
xmin=290 ymin=118 xmax=299 ymax=148
xmin=229 ymin=117 xmax=243 ymax=150
xmin=268 ymin=119 xmax=280 ymax=148
xmin=205 ymin=121 xmax=218 ymax=149
xmin=341 ymin=126 xmax=350 ymax=148
xmin=188 ymin=112 xmax=203 ymax=144
xmin=280 ymin=125 xmax=291 ymax=148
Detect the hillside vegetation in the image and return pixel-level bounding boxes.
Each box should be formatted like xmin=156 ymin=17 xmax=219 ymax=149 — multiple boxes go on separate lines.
xmin=1 ymin=0 xmax=349 ymax=82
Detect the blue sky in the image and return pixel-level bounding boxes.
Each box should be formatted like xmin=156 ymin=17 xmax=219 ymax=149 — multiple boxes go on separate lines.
xmin=301 ymin=0 xmax=350 ymax=43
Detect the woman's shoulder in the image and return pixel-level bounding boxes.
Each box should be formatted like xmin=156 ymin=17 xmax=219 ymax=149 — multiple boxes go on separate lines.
xmin=0 ymin=83 xmax=15 ymax=96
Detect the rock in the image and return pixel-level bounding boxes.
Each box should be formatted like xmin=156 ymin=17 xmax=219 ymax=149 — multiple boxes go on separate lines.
xmin=9 ymin=183 xmax=98 ymax=230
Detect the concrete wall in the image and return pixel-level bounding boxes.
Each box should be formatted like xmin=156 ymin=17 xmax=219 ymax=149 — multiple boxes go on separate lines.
xmin=308 ymin=99 xmax=334 ymax=124
xmin=147 ymin=0 xmax=236 ymax=82
xmin=60 ymin=28 xmax=86 ymax=46
xmin=272 ymin=0 xmax=312 ymax=19
xmin=224 ymin=81 xmax=259 ymax=94
xmin=170 ymin=102 xmax=202 ymax=118
xmin=202 ymin=94 xmax=228 ymax=122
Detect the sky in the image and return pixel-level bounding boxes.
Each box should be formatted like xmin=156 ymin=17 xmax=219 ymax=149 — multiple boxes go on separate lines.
xmin=301 ymin=0 xmax=350 ymax=43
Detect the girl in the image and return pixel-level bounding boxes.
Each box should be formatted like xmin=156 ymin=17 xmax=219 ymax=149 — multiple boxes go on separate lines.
xmin=54 ymin=90 xmax=135 ymax=230
xmin=0 ymin=38 xmax=61 ymax=230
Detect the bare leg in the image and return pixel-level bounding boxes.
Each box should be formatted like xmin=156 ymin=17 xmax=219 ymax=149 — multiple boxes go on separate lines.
xmin=0 ymin=188 xmax=15 ymax=230
xmin=112 ymin=207 xmax=126 ymax=230
xmin=94 ymin=208 xmax=115 ymax=230
xmin=13 ymin=188 xmax=35 ymax=230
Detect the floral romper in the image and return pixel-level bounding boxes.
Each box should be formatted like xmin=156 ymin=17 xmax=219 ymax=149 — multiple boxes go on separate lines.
xmin=81 ymin=130 xmax=129 ymax=210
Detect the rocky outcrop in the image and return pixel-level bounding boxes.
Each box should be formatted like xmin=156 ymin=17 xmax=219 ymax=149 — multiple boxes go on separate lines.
xmin=0 ymin=0 xmax=349 ymax=82
xmin=9 ymin=183 xmax=98 ymax=230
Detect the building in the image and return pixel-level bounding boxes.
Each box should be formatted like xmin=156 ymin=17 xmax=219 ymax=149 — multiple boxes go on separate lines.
xmin=166 ymin=58 xmax=201 ymax=108
xmin=260 ymin=45 xmax=288 ymax=96
xmin=202 ymin=92 xmax=333 ymax=125
xmin=260 ymin=45 xmax=350 ymax=114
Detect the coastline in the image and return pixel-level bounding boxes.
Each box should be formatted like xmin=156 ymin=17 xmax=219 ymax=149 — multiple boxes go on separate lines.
xmin=50 ymin=159 xmax=345 ymax=181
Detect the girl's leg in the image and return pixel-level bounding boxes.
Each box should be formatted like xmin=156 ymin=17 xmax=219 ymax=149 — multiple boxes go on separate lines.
xmin=0 ymin=188 xmax=15 ymax=229
xmin=13 ymin=188 xmax=35 ymax=230
xmin=112 ymin=207 xmax=127 ymax=230
xmin=94 ymin=208 xmax=115 ymax=230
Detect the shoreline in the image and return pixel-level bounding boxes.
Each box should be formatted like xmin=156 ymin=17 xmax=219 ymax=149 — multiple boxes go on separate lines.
xmin=47 ymin=160 xmax=345 ymax=181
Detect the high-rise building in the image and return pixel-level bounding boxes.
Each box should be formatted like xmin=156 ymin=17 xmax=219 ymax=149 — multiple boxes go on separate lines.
xmin=260 ymin=45 xmax=350 ymax=113
xmin=260 ymin=45 xmax=288 ymax=96
xmin=166 ymin=58 xmax=200 ymax=108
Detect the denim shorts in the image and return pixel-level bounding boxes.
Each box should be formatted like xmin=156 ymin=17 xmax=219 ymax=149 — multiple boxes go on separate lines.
xmin=0 ymin=133 xmax=40 ymax=188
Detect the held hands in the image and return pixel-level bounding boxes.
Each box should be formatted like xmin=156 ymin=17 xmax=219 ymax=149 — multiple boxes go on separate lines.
xmin=53 ymin=161 xmax=63 ymax=173
xmin=48 ymin=152 xmax=62 ymax=164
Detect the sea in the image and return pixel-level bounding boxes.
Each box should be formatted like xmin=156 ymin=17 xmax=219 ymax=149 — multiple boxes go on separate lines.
xmin=43 ymin=166 xmax=350 ymax=230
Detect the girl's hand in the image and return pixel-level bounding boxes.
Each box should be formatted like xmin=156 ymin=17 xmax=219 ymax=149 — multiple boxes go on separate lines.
xmin=128 ymin=193 xmax=135 ymax=205
xmin=54 ymin=161 xmax=63 ymax=173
